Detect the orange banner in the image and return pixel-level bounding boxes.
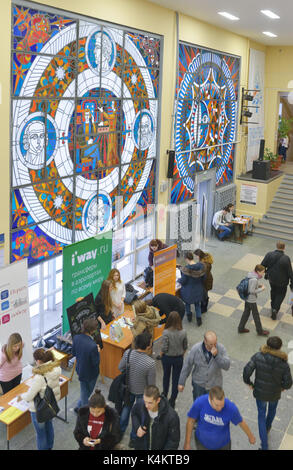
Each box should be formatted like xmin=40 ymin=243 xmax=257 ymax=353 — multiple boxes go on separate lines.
xmin=153 ymin=245 xmax=177 ymax=296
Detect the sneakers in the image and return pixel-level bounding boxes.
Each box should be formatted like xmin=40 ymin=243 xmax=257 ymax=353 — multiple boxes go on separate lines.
xmin=258 ymin=330 xmax=270 ymax=336
xmin=238 ymin=328 xmax=250 ymax=334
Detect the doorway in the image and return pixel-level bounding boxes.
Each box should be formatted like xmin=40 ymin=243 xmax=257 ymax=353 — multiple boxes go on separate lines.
xmin=195 ymin=168 xmax=216 ymax=241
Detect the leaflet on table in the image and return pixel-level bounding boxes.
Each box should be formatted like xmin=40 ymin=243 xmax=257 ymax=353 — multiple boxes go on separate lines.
xmin=8 ymin=397 xmax=29 ymax=412
xmin=0 ymin=406 xmax=23 ymax=424
xmin=100 ymin=332 xmax=108 ymax=340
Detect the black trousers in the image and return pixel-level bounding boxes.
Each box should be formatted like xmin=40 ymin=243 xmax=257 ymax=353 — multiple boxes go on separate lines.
xmin=238 ymin=302 xmax=263 ymax=334
xmin=269 ymin=282 xmax=287 ymax=312
xmin=0 ymin=373 xmax=22 ymax=394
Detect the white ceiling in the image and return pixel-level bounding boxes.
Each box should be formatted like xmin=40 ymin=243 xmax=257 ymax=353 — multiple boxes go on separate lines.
xmin=148 ymin=0 xmax=293 ymax=45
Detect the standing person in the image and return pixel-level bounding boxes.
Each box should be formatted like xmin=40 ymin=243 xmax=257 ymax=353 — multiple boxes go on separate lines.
xmin=107 ymin=268 xmax=126 ymax=318
xmin=131 ymin=385 xmax=180 ymax=450
xmin=144 ymin=239 xmax=168 ymax=287
xmin=72 ymin=318 xmax=100 ymax=412
xmin=212 ymin=208 xmax=232 ymax=240
xmin=184 ymin=386 xmax=256 ymax=450
xmin=261 ymin=242 xmax=293 ymax=320
xmin=243 ymin=336 xmax=292 ymax=450
xmin=18 ymin=348 xmax=61 ymax=450
xmin=118 ymin=331 xmax=156 ymax=447
xmin=131 ymin=300 xmax=161 ymax=339
xmin=178 ymin=331 xmax=230 ymax=401
xmin=151 ymin=292 xmax=185 ymax=323
xmin=178 ymin=251 xmax=206 ymax=325
xmin=0 ymin=333 xmax=24 ymax=394
xmin=279 ymin=135 xmax=289 ymax=162
xmin=95 ymin=280 xmax=115 ymax=328
xmin=157 ymin=311 xmax=188 ymax=408
xmin=238 ymin=264 xmax=270 ymax=336
xmin=73 ymin=388 xmax=121 ymax=450
xmin=194 ymin=249 xmax=213 ymax=313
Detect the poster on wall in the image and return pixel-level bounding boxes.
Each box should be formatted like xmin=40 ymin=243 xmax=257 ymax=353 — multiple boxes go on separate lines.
xmin=62 ymin=232 xmax=112 ymax=333
xmin=246 ymin=49 xmax=265 ymax=172
xmin=240 ymin=184 xmax=258 ymax=205
xmin=153 ymin=245 xmax=177 ymax=296
xmin=0 ymin=259 xmax=33 ymax=365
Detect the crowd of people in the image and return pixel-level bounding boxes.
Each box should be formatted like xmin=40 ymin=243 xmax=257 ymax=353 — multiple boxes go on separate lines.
xmin=0 ymin=238 xmax=292 ymax=451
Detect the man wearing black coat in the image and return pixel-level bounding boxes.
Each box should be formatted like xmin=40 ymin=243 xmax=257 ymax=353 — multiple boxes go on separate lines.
xmin=131 ymin=385 xmax=180 ymax=450
xmin=261 ymin=241 xmax=293 ymax=319
xmin=243 ymin=336 xmax=292 ymax=450
xmin=151 ymin=293 xmax=185 ymax=323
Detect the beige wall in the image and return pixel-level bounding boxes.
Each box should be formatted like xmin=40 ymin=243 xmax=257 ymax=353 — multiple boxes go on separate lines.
xmin=2 ymin=0 xmax=272 ymax=260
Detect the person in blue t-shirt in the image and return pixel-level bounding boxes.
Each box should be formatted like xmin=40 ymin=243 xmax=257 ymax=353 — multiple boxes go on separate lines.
xmin=184 ymin=386 xmax=256 ymax=450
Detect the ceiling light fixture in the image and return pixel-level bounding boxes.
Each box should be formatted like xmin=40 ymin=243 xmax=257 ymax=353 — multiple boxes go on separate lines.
xmin=262 ymin=31 xmax=278 ymax=37
xmin=218 ymin=12 xmax=239 ymax=21
xmin=261 ymin=10 xmax=280 ymax=19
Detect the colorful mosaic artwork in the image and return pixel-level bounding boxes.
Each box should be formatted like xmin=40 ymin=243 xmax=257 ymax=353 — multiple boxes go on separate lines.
xmin=171 ymin=44 xmax=240 ymax=203
xmin=11 ymin=4 xmax=160 ymax=265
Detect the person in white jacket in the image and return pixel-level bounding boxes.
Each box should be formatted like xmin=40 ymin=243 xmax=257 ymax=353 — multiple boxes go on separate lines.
xmin=18 ymin=348 xmax=61 ymax=450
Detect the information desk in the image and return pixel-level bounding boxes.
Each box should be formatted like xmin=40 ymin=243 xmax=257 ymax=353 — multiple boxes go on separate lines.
xmin=99 ymin=304 xmax=164 ymax=380
xmin=0 ymin=375 xmax=69 ymax=450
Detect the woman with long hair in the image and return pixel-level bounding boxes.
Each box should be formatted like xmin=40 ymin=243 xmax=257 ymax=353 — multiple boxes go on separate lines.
xmin=95 ymin=280 xmax=115 ymax=328
xmin=74 ymin=388 xmax=121 ymax=450
xmin=0 ymin=333 xmax=24 ymax=394
xmin=107 ymin=269 xmax=126 ymax=318
xmin=158 ymin=311 xmax=188 ymax=408
xmin=18 ymin=348 xmax=61 ymax=450
xmin=194 ymin=248 xmax=214 ymax=313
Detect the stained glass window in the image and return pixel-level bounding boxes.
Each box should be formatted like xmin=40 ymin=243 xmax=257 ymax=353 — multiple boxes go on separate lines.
xmin=171 ymin=43 xmax=240 ymax=204
xmin=11 ymin=2 xmax=161 ymax=266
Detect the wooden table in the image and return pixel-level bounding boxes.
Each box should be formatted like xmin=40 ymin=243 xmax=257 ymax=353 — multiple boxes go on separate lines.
xmin=232 ymin=218 xmax=249 ymax=244
xmin=99 ymin=305 xmax=164 ymax=379
xmin=0 ymin=375 xmax=69 ymax=450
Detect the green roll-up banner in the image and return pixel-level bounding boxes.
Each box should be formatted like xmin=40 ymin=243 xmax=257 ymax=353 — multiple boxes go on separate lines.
xmin=62 ymin=231 xmax=112 ymax=334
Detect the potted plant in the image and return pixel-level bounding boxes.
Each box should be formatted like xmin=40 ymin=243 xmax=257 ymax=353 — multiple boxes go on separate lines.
xmin=278 ymin=116 xmax=293 ymax=139
xmin=263 ymin=147 xmax=281 ymax=171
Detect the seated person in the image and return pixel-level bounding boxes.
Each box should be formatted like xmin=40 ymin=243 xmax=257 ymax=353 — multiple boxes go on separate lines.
xmin=131 ymin=300 xmax=161 ymax=339
xmin=212 ymin=208 xmax=233 ymax=240
xmin=151 ymin=293 xmax=185 ymax=324
xmin=224 ymin=204 xmax=235 ymax=224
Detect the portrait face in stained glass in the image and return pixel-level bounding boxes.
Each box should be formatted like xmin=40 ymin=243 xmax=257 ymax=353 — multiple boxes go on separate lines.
xmin=171 ymin=44 xmax=240 ymax=203
xmin=11 ymin=4 xmax=161 ymax=266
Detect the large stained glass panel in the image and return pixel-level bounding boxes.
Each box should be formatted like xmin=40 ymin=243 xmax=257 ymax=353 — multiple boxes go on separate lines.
xmin=11 ymin=3 xmax=161 ymax=266
xmin=171 ymin=43 xmax=240 ymax=204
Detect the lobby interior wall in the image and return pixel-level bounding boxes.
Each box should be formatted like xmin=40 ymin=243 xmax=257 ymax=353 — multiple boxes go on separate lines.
xmin=264 ymin=46 xmax=293 ymax=154
xmin=2 ymin=0 xmax=270 ymax=258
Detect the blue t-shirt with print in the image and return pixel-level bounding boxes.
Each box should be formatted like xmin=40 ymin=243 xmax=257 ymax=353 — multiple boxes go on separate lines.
xmin=187 ymin=394 xmax=242 ymax=450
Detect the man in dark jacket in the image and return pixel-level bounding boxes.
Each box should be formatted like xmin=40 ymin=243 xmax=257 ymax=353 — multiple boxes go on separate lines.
xmin=243 ymin=336 xmax=292 ymax=450
xmin=131 ymin=385 xmax=180 ymax=450
xmin=261 ymin=241 xmax=293 ymax=319
xmin=151 ymin=292 xmax=185 ymax=323
xmin=72 ymin=318 xmax=100 ymax=411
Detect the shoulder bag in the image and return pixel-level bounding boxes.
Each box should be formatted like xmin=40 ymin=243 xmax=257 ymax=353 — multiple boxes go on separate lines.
xmin=34 ymin=376 xmax=60 ymax=423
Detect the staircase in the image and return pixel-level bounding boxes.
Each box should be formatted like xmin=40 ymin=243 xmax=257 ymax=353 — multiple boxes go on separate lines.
xmin=254 ymin=174 xmax=293 ymax=241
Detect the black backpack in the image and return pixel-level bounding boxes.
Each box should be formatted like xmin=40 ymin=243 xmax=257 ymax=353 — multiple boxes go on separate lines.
xmin=34 ymin=377 xmax=60 ymax=423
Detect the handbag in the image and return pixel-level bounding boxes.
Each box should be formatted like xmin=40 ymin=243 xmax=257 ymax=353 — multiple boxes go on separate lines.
xmin=108 ymin=349 xmax=132 ymax=414
xmin=34 ymin=377 xmax=60 ymax=423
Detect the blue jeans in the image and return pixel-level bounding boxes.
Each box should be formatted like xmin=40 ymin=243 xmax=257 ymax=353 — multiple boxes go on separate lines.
xmin=162 ymin=355 xmax=184 ymax=401
xmin=256 ymin=399 xmax=279 ymax=450
xmin=31 ymin=412 xmax=54 ymax=450
xmin=218 ymin=225 xmax=232 ymax=240
xmin=192 ymin=382 xmax=208 ymax=402
xmin=77 ymin=374 xmax=99 ymax=408
xmin=185 ymin=302 xmax=201 ymax=320
xmin=120 ymin=392 xmax=143 ymax=438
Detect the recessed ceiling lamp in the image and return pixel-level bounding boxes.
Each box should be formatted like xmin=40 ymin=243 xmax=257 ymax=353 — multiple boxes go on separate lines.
xmin=263 ymin=31 xmax=278 ymax=37
xmin=261 ymin=10 xmax=280 ymax=19
xmin=218 ymin=12 xmax=239 ymax=21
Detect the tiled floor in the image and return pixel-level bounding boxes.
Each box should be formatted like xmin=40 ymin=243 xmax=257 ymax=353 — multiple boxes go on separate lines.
xmin=0 ymin=234 xmax=292 ymax=451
